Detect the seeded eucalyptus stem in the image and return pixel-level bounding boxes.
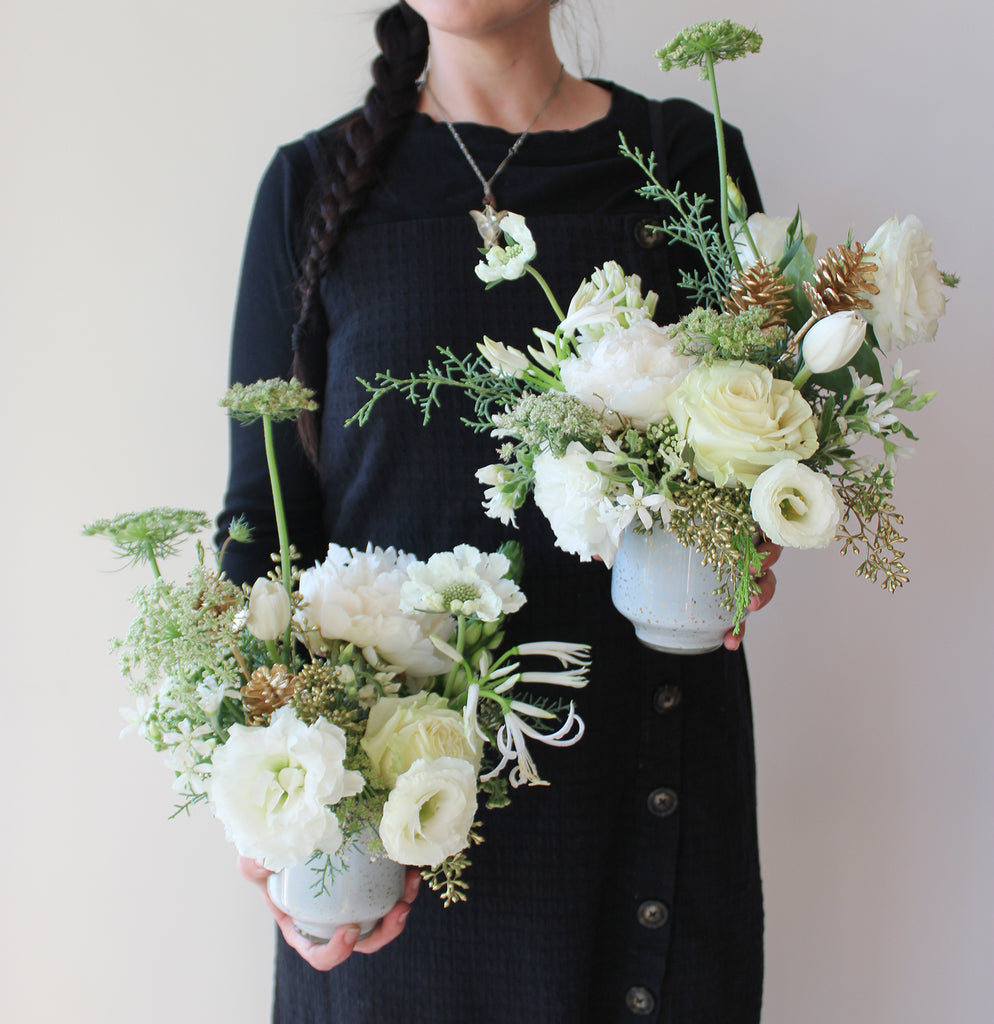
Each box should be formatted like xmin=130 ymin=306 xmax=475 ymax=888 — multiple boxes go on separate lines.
xmin=526 ymin=266 xmax=566 ymax=322
xmin=704 ymin=52 xmax=743 ymax=277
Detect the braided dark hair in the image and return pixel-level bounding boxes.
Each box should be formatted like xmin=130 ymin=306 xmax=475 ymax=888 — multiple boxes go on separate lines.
xmin=291 ymin=2 xmax=429 ymax=461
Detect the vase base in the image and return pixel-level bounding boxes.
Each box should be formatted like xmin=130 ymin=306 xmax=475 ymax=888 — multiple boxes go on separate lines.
xmin=632 ymin=624 xmax=725 ymax=656
xmin=292 ymin=918 xmax=380 ymax=944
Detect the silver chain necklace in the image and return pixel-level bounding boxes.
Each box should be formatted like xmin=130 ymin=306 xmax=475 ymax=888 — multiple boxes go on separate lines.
xmin=424 ymin=64 xmax=566 ymax=245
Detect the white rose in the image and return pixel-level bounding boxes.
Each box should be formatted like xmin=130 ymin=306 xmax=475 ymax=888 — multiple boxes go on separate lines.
xmin=297 ymin=544 xmax=455 ymax=677
xmin=801 ymin=311 xmax=867 ymax=374
xmin=474 ymin=212 xmax=536 ymax=283
xmin=734 ymin=212 xmax=816 ymax=270
xmin=669 ymin=363 xmax=818 ymax=488
xmin=863 ymin=215 xmax=945 ymax=350
xmin=532 ymin=442 xmax=618 ymax=565
xmin=749 ymin=459 xmax=843 ymax=549
xmin=361 ymin=692 xmax=483 ymax=787
xmin=245 ymin=578 xmax=291 ymax=641
xmin=378 ymin=757 xmax=478 ymax=867
xmin=209 ymin=706 xmax=365 ymax=871
xmin=559 ymin=320 xmax=694 ymax=428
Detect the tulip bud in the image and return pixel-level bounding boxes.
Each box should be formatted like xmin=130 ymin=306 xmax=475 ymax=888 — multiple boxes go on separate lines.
xmin=246 ymin=578 xmax=291 ymax=641
xmin=801 ymin=311 xmax=867 ymax=374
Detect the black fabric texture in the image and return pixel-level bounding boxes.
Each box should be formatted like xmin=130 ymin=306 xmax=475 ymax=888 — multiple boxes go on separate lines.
xmin=219 ymin=82 xmax=764 ymax=1024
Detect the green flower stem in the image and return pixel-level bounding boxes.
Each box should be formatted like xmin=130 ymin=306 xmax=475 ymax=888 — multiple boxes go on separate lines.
xmin=442 ymin=615 xmax=469 ymax=700
xmin=526 ymin=265 xmax=566 ymax=322
xmin=792 ymin=366 xmax=813 ymax=389
xmin=147 ymin=553 xmax=162 ymax=580
xmin=265 ymin=639 xmax=282 ymax=665
xmin=261 ymin=414 xmax=292 ymax=596
xmin=704 ymin=52 xmax=742 ymax=277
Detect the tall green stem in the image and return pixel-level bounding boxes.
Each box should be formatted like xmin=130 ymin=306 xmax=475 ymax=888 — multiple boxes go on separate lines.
xmin=526 ymin=265 xmax=566 ymax=322
xmin=705 ymin=53 xmax=743 ymax=278
xmin=261 ymin=414 xmax=292 ymax=595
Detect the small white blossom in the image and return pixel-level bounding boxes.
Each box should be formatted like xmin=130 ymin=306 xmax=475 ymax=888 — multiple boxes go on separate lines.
xmin=400 ymin=544 xmax=525 ymax=621
xmin=474 ymin=213 xmax=537 ymax=283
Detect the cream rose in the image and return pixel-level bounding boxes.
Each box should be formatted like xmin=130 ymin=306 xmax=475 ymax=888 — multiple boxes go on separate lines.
xmin=749 ymin=459 xmax=843 ymax=549
xmin=378 ymin=757 xmax=478 ymax=867
xmin=734 ymin=212 xmax=816 ymax=269
xmin=669 ymin=362 xmax=818 ymax=487
xmin=361 ymin=692 xmax=483 ymax=788
xmin=532 ymin=442 xmax=618 ymax=565
xmin=863 ymin=215 xmax=946 ymax=350
xmin=559 ymin=320 xmax=694 ymax=428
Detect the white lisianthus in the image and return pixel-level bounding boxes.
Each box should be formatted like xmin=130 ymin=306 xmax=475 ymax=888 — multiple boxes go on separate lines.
xmin=400 ymin=544 xmax=525 ymax=620
xmin=559 ymin=261 xmax=658 ymax=343
xmin=734 ymin=212 xmax=816 ymax=269
xmin=245 ymin=578 xmax=291 ymax=641
xmin=801 ymin=311 xmax=867 ymax=374
xmin=361 ymin=692 xmax=483 ymax=788
xmin=475 ymin=463 xmax=520 ymax=526
xmin=532 ymin=442 xmax=618 ymax=565
xmin=209 ymin=706 xmax=364 ymax=871
xmin=559 ymin=320 xmax=694 ymax=428
xmin=749 ymin=460 xmax=844 ymax=549
xmin=474 ymin=213 xmax=536 ymax=283
xmin=297 ymin=544 xmax=455 ymax=677
xmin=862 ymin=215 xmax=946 ymax=350
xmin=669 ymin=362 xmax=818 ymax=487
xmin=378 ymin=757 xmax=478 ymax=867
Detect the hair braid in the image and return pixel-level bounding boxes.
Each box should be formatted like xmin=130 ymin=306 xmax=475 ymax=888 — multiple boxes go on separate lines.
xmin=292 ymin=2 xmax=429 ymax=460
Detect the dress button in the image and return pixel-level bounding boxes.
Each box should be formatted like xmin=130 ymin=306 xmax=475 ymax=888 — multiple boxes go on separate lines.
xmin=634 ymin=217 xmax=666 ymax=248
xmin=647 ymin=787 xmax=678 ymax=818
xmin=653 ymin=684 xmax=682 ymax=714
xmin=625 ymin=986 xmax=656 ymax=1016
xmin=637 ymin=899 xmax=669 ymax=929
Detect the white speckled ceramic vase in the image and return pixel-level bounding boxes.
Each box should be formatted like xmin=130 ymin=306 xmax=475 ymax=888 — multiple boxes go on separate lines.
xmin=610 ymin=526 xmax=738 ymax=655
xmin=266 ymin=831 xmax=406 ymax=943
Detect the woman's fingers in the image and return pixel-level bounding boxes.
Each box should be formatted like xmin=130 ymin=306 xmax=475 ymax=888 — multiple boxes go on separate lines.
xmin=237 ymin=855 xmax=271 ymax=884
xmin=722 ymin=541 xmax=783 ymax=650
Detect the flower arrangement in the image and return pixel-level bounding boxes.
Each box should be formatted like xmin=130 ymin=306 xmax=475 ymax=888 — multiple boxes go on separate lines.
xmin=86 ymin=379 xmax=588 ymax=907
xmin=348 ymin=21 xmax=955 ymax=631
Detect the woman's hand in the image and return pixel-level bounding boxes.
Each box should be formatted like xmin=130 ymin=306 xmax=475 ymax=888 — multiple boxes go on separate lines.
xmin=237 ymin=856 xmax=421 ymax=971
xmin=722 ymin=539 xmax=782 ymax=651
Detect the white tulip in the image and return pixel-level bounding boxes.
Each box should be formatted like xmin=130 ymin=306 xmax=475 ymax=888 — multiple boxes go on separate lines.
xmin=801 ymin=311 xmax=867 ymax=374
xmin=246 ymin=578 xmax=291 ymax=641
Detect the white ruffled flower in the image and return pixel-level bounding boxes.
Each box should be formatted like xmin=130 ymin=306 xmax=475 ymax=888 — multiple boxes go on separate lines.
xmin=361 ymin=692 xmax=483 ymax=788
xmin=734 ymin=212 xmax=817 ymax=269
xmin=245 ymin=578 xmax=291 ymax=641
xmin=532 ymin=442 xmax=618 ymax=565
xmin=669 ymin=362 xmax=818 ymax=488
xmin=209 ymin=706 xmax=364 ymax=871
xmin=801 ymin=311 xmax=867 ymax=374
xmin=559 ymin=320 xmax=694 ymax=429
xmin=863 ymin=215 xmax=946 ymax=350
xmin=749 ymin=459 xmax=843 ymax=549
xmin=474 ymin=213 xmax=536 ymax=283
xmin=297 ymin=544 xmax=455 ymax=677
xmin=378 ymin=756 xmax=478 ymax=867
xmin=400 ymin=544 xmax=525 ymax=620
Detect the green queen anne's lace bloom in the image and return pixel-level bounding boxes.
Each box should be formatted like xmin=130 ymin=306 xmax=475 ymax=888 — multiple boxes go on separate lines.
xmin=655 ymin=21 xmax=763 ymax=77
xmin=220 ymin=377 xmax=317 ymax=424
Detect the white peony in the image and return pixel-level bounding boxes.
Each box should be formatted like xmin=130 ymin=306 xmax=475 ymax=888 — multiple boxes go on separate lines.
xmin=532 ymin=442 xmax=618 ymax=565
xmin=245 ymin=578 xmax=291 ymax=641
xmin=361 ymin=692 xmax=483 ymax=788
xmin=862 ymin=215 xmax=946 ymax=350
xmin=734 ymin=212 xmax=817 ymax=270
xmin=378 ymin=757 xmax=478 ymax=867
xmin=400 ymin=544 xmax=525 ymax=620
xmin=209 ymin=706 xmax=364 ymax=871
xmin=669 ymin=362 xmax=818 ymax=488
xmin=749 ymin=459 xmax=844 ymax=549
xmin=559 ymin=320 xmax=694 ymax=429
xmin=474 ymin=213 xmax=537 ymax=283
xmin=801 ymin=311 xmax=867 ymax=374
xmin=297 ymin=544 xmax=455 ymax=678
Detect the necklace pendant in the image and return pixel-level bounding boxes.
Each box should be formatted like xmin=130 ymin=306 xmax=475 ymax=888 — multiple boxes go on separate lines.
xmin=470 ymin=204 xmax=508 ymax=247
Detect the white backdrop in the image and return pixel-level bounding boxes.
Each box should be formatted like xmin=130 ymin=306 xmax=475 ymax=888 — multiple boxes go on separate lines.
xmin=3 ymin=2 xmax=990 ymax=1022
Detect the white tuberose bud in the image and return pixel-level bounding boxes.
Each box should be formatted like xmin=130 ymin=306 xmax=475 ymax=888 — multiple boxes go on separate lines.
xmin=246 ymin=578 xmax=291 ymax=641
xmin=801 ymin=311 xmax=867 ymax=374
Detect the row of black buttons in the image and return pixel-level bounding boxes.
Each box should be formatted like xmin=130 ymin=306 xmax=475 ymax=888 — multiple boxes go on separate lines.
xmin=625 ymin=684 xmax=683 ymax=1016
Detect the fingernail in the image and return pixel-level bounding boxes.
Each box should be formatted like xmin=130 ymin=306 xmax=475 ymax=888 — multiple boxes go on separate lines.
xmin=398 ymin=908 xmax=410 ymax=926
xmin=344 ymin=927 xmax=361 ymax=945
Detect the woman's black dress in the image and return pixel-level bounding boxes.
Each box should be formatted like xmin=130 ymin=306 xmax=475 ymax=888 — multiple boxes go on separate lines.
xmin=219 ymin=83 xmax=764 ymax=1024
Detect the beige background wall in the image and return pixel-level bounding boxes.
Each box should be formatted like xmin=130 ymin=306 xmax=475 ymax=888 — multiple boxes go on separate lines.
xmin=3 ymin=1 xmax=990 ymax=1021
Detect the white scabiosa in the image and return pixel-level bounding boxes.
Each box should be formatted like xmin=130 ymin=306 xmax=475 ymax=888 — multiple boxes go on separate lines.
xmin=209 ymin=706 xmax=364 ymax=871
xmin=474 ymin=213 xmax=537 ymax=283
xmin=378 ymin=757 xmax=478 ymax=867
xmin=400 ymin=544 xmax=525 ymax=620
xmin=749 ymin=459 xmax=843 ymax=549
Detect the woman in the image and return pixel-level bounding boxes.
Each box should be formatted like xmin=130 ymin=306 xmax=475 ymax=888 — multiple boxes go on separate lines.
xmin=219 ymin=2 xmax=778 ymax=1020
